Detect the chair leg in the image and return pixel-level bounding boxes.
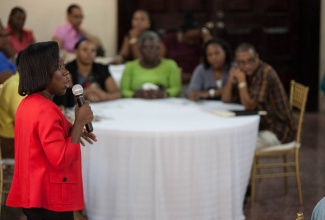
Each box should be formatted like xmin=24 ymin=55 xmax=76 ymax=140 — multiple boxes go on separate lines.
xmin=0 ymin=165 xmax=3 ymax=218
xmin=295 ymin=150 xmax=303 ymax=205
xmin=251 ymin=156 xmax=257 ymax=207
xmin=283 ymin=154 xmax=288 ymax=195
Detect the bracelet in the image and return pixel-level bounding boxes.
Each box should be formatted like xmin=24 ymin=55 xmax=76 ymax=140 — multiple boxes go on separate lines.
xmin=129 ymin=37 xmax=138 ymax=45
xmin=238 ymin=82 xmax=247 ymax=89
xmin=208 ymin=89 xmax=215 ymax=97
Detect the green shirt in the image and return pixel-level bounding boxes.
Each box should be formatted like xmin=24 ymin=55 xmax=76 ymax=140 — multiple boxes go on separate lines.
xmin=120 ymin=58 xmax=181 ymax=98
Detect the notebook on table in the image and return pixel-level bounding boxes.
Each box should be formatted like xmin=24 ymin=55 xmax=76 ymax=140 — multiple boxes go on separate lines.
xmin=212 ymin=110 xmax=267 ymax=117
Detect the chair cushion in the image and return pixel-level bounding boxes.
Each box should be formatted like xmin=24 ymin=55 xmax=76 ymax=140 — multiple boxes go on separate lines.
xmin=0 ymin=158 xmax=15 ymax=166
xmin=256 ymin=141 xmax=300 ymax=153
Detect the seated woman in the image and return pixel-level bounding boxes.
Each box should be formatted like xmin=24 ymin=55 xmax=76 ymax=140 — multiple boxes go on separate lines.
xmin=187 ymin=38 xmax=232 ymax=101
xmin=161 ymin=13 xmax=212 ymax=84
xmin=0 ymin=20 xmax=16 ymax=84
xmin=0 ymin=52 xmax=24 ymax=159
xmin=120 ymin=31 xmax=181 ymax=99
xmin=6 ymin=6 xmax=36 ymax=54
xmin=53 ymin=39 xmax=121 ymax=108
xmin=111 ymin=9 xmax=153 ymax=64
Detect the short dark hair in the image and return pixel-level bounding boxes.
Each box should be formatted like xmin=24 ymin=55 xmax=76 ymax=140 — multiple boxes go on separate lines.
xmin=74 ymin=38 xmax=93 ymax=50
xmin=67 ymin=4 xmax=80 ymax=14
xmin=235 ymin=42 xmax=257 ymax=54
xmin=18 ymin=42 xmax=59 ymax=96
xmin=202 ymin=38 xmax=233 ymax=71
xmin=73 ymin=38 xmax=87 ymax=50
xmin=138 ymin=31 xmax=161 ymax=47
xmin=8 ymin=7 xmax=25 ymax=25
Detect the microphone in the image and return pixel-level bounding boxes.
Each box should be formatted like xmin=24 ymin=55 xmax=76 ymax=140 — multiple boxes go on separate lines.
xmin=72 ymin=84 xmax=93 ymax=133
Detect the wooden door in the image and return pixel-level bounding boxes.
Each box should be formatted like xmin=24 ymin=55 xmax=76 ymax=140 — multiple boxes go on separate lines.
xmin=118 ymin=0 xmax=320 ymax=111
xmin=117 ymin=0 xmax=215 ymax=40
xmin=207 ymin=0 xmax=299 ymax=95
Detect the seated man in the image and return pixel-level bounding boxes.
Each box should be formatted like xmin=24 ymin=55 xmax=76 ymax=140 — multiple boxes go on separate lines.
xmin=120 ymin=31 xmax=181 ymax=99
xmin=53 ymin=39 xmax=121 ymax=108
xmin=52 ymin=4 xmax=104 ymax=56
xmin=0 ymin=20 xmax=16 ymax=84
xmin=222 ymin=43 xmax=296 ymax=149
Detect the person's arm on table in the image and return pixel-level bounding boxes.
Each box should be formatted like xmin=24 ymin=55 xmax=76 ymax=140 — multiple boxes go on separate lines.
xmin=234 ymin=68 xmax=257 ymax=110
xmin=84 ymin=77 xmax=121 ymax=102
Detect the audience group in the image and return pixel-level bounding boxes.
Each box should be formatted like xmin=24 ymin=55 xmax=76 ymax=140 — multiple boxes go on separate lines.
xmin=0 ymin=3 xmax=310 ymax=219
xmin=0 ymin=4 xmax=312 ymax=219
xmin=0 ymin=4 xmax=297 ymax=174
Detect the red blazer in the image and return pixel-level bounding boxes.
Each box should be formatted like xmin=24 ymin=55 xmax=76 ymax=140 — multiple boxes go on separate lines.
xmin=6 ymin=94 xmax=84 ymax=212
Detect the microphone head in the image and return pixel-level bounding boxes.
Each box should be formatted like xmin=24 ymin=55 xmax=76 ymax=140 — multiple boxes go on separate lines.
xmin=72 ymin=84 xmax=83 ymax=96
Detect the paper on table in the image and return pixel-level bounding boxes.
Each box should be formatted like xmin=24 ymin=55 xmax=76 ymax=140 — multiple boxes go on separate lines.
xmin=212 ymin=110 xmax=267 ymax=117
xmin=212 ymin=110 xmax=236 ymax=117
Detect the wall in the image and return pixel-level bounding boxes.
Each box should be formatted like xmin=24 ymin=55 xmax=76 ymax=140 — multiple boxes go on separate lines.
xmin=0 ymin=0 xmax=117 ymax=56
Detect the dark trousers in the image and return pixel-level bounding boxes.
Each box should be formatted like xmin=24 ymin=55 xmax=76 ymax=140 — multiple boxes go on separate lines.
xmin=22 ymin=208 xmax=73 ymax=220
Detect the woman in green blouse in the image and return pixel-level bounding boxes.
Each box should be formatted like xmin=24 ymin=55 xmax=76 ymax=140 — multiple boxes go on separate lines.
xmin=120 ymin=31 xmax=181 ymax=99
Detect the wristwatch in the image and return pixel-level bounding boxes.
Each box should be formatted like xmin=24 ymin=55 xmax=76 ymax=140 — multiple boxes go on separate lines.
xmin=208 ymin=89 xmax=215 ymax=98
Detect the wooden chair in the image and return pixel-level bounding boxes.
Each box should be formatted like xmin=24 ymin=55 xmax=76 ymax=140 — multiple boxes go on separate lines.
xmin=250 ymin=80 xmax=309 ymax=207
xmin=0 ymin=139 xmax=15 ymax=216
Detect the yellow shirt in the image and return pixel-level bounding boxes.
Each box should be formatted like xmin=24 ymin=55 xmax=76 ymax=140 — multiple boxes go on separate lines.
xmin=0 ymin=74 xmax=24 ymax=138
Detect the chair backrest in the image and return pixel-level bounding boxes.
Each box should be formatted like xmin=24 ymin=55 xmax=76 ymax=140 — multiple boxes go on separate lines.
xmin=289 ymin=80 xmax=309 ymax=144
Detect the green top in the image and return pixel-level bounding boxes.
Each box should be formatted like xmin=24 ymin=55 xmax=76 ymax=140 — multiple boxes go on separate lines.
xmin=120 ymin=58 xmax=181 ymax=98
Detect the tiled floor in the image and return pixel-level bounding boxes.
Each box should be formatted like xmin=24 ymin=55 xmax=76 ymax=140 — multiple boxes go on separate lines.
xmin=1 ymin=110 xmax=325 ymax=220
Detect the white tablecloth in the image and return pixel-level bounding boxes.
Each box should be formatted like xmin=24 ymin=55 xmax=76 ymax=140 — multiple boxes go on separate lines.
xmin=81 ymin=98 xmax=260 ymax=220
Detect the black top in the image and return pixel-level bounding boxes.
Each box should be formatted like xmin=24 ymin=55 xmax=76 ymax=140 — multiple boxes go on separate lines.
xmin=53 ymin=60 xmax=111 ymax=108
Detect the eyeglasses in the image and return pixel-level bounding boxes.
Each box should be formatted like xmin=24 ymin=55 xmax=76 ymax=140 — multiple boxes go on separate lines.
xmin=71 ymin=15 xmax=84 ymax=20
xmin=236 ymin=57 xmax=256 ymax=67
xmin=141 ymin=46 xmax=160 ymax=51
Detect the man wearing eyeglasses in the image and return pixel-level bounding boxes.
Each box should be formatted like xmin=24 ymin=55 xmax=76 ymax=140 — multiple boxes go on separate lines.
xmin=52 ymin=4 xmax=103 ymax=55
xmin=222 ymin=43 xmax=295 ymax=149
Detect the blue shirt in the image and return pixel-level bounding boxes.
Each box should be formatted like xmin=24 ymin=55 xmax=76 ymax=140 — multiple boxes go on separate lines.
xmin=0 ymin=52 xmax=16 ymax=74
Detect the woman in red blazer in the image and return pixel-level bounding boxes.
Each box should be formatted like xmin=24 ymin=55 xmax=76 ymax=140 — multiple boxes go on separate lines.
xmin=6 ymin=41 xmax=96 ymax=220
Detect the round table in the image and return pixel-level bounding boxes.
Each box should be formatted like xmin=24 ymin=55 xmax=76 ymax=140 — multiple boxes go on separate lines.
xmin=81 ymin=98 xmax=260 ymax=220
